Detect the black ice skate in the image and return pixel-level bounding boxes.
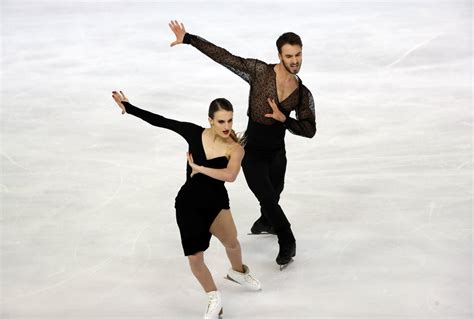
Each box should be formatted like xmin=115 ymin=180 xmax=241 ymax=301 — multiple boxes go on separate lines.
xmin=249 ymin=217 xmax=276 ymax=235
xmin=276 ymin=240 xmax=296 ymax=270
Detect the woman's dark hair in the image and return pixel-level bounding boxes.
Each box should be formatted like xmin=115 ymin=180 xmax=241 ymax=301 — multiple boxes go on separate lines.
xmin=208 ymin=98 xmax=233 ymax=118
xmin=208 ymin=98 xmax=241 ymax=144
xmin=276 ymin=32 xmax=302 ymax=53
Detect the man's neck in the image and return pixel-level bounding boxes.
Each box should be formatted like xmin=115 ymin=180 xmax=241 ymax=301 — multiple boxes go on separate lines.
xmin=275 ymin=63 xmax=296 ymax=82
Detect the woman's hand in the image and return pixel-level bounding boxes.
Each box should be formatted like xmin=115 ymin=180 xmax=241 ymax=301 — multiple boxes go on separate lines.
xmin=169 ymin=20 xmax=186 ymax=47
xmin=112 ymin=90 xmax=129 ymax=114
xmin=264 ymin=98 xmax=286 ymax=122
xmin=187 ymin=152 xmax=200 ymax=177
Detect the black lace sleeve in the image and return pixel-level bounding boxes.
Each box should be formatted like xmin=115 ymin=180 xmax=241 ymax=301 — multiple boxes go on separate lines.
xmin=123 ymin=101 xmax=201 ymax=143
xmin=183 ymin=33 xmax=260 ymax=83
xmin=284 ymin=87 xmax=316 ymax=138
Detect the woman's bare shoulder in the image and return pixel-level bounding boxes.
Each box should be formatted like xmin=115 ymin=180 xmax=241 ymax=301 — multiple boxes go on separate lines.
xmin=227 ymin=141 xmax=244 ymax=158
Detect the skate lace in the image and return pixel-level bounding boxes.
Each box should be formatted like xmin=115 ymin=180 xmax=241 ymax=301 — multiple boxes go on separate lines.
xmin=244 ymin=273 xmax=259 ymax=286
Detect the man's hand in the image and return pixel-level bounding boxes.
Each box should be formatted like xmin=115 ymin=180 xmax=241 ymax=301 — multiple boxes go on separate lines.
xmin=169 ymin=20 xmax=186 ymax=47
xmin=264 ymin=98 xmax=286 ymax=122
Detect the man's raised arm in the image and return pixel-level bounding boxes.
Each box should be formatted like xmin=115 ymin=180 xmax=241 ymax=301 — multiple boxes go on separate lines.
xmin=169 ymin=20 xmax=260 ymax=83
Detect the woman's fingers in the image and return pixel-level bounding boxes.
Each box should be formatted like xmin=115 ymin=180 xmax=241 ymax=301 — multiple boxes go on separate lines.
xmin=111 ymin=90 xmax=127 ymax=102
xmin=119 ymin=90 xmax=128 ymax=101
xmin=112 ymin=91 xmax=120 ymax=102
xmin=187 ymin=152 xmax=198 ymax=177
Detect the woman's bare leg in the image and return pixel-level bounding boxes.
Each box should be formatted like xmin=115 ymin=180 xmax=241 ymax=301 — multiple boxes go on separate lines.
xmin=210 ymin=209 xmax=244 ymax=272
xmin=187 ymin=251 xmax=217 ymax=293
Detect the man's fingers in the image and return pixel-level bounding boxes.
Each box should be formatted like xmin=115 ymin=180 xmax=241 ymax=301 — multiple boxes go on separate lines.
xmin=169 ymin=21 xmax=178 ymax=32
xmin=267 ymin=98 xmax=276 ymax=108
xmin=169 ymin=20 xmax=184 ymax=31
xmin=173 ymin=20 xmax=179 ymax=29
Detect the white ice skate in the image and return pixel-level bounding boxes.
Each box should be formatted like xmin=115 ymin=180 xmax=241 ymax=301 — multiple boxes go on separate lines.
xmin=226 ymin=264 xmax=262 ymax=291
xmin=204 ymin=290 xmax=223 ymax=319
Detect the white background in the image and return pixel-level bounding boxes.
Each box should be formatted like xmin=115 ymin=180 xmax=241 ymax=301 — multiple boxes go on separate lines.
xmin=1 ymin=0 xmax=472 ymax=318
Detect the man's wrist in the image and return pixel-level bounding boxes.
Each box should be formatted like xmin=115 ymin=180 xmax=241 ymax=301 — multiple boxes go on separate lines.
xmin=183 ymin=33 xmax=192 ymax=44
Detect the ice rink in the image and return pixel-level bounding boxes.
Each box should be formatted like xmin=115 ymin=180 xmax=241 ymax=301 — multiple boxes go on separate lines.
xmin=1 ymin=0 xmax=472 ymax=318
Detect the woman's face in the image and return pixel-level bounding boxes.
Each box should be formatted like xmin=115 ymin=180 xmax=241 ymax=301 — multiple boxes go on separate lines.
xmin=209 ymin=110 xmax=233 ymax=139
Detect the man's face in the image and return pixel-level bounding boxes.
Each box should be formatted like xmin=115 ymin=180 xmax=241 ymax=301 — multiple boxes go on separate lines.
xmin=278 ymin=44 xmax=303 ymax=74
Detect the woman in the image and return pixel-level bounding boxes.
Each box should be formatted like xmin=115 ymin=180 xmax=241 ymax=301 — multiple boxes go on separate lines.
xmin=111 ymin=90 xmax=261 ymax=319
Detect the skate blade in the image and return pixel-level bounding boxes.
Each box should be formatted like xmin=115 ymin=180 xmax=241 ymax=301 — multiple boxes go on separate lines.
xmin=247 ymin=232 xmax=275 ymax=236
xmin=279 ymin=258 xmax=294 ymax=271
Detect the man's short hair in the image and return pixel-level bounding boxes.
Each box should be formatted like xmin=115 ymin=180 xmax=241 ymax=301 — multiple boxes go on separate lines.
xmin=276 ymin=32 xmax=303 ymax=53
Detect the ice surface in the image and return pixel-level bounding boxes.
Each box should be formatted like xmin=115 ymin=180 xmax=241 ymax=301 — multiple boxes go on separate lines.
xmin=1 ymin=0 xmax=472 ymax=318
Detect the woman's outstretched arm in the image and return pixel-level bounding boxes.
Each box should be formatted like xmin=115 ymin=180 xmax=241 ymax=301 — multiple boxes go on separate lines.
xmin=112 ymin=90 xmax=200 ymax=142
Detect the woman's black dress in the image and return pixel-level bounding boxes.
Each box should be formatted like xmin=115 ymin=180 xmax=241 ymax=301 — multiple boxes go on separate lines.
xmin=123 ymin=102 xmax=230 ymax=256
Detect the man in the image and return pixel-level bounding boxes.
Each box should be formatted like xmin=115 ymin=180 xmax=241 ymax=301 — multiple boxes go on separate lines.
xmin=169 ymin=20 xmax=316 ymax=268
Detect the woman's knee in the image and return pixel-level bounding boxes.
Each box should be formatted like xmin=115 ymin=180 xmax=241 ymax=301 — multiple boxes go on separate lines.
xmin=187 ymin=252 xmax=204 ymax=268
xmin=222 ymin=236 xmax=240 ymax=250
